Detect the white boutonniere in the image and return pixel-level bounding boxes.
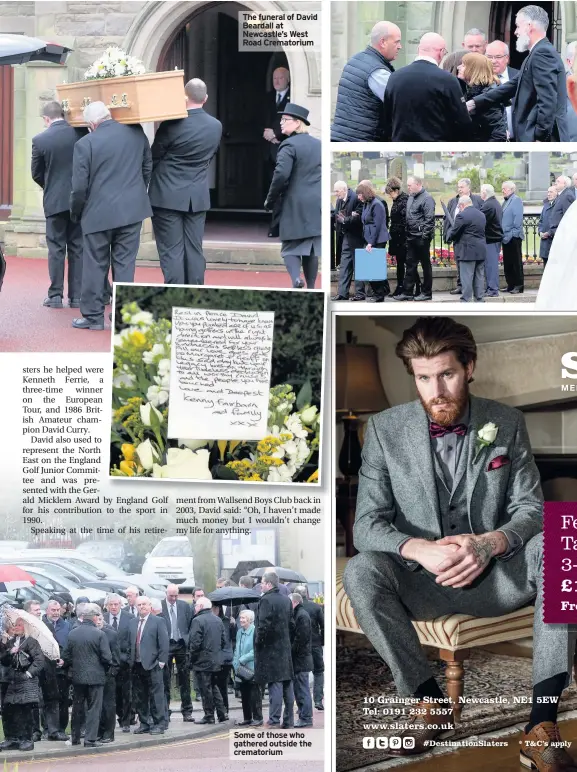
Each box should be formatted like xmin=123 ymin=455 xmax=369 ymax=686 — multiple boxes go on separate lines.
xmin=474 ymin=422 xmax=498 ymax=461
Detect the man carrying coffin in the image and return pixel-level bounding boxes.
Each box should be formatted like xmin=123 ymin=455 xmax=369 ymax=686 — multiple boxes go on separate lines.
xmin=69 ymin=101 xmax=152 ymax=330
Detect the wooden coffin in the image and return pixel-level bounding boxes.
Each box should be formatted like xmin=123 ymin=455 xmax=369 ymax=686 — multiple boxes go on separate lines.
xmin=56 ymin=70 xmax=187 ymax=126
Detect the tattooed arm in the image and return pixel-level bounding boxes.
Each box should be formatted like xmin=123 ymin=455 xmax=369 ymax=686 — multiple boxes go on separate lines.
xmin=430 ymin=531 xmax=510 ymax=589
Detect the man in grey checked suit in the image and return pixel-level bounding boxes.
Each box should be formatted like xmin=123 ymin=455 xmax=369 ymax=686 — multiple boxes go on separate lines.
xmin=344 ymin=317 xmax=575 ymax=771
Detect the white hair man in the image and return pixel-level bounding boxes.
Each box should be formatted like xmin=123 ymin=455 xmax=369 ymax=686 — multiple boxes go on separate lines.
xmin=124 ymin=586 xmax=140 ymax=618
xmin=548 ymin=175 xmax=577 ymax=242
xmin=480 ymin=183 xmax=504 ymax=297
xmin=485 ymin=41 xmax=518 ymax=139
xmin=500 ymin=181 xmax=525 ymax=293
xmin=444 ymin=179 xmax=484 ymax=297
xmin=332 ymin=21 xmax=402 ymax=141
xmin=131 ymin=596 xmax=169 ymax=736
xmin=445 ymin=195 xmax=488 ymax=303
xmin=462 ymin=27 xmax=487 ymax=54
xmin=69 ymin=102 xmax=152 ymax=330
xmin=289 ymin=593 xmax=314 ymax=728
xmin=538 ymin=185 xmax=559 ymax=265
xmin=263 ymin=66 xmax=291 ymax=236
xmin=467 ymin=6 xmax=569 ymax=142
xmin=102 ymin=592 xmax=136 ymax=734
xmin=332 ymin=180 xmax=365 ymax=301
xmin=189 ymin=595 xmax=228 ymax=724
xmin=161 ymin=583 xmax=194 ymax=721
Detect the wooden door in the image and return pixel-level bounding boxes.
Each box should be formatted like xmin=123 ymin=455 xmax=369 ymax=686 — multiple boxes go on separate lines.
xmin=0 ymin=65 xmax=13 ymax=220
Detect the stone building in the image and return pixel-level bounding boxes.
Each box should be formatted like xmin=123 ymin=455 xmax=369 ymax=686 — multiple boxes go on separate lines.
xmin=0 ymin=1 xmax=321 ymax=261
xmin=332 ymin=1 xmax=577 ymax=115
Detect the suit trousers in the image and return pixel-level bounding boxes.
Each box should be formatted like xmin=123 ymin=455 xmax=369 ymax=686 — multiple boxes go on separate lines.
xmin=98 ymin=673 xmax=117 ymax=740
xmin=41 ymin=692 xmax=60 ymax=737
xmin=132 ymin=662 xmax=165 ymax=729
xmin=215 ymin=665 xmax=231 ymax=712
xmin=502 ymin=237 xmax=524 ymax=290
xmin=459 ymin=260 xmax=486 ymax=302
xmin=283 ymin=255 xmax=319 ymax=290
xmin=311 ymin=646 xmax=324 ymax=705
xmin=485 ymin=242 xmax=501 ymax=294
xmin=391 ymin=245 xmax=407 ymax=292
xmin=403 ymin=238 xmax=432 ymax=296
xmin=239 ymin=681 xmax=263 ymax=722
xmin=293 ymin=671 xmax=313 ymax=723
xmin=344 ymin=533 xmax=574 ymax=697
xmin=116 ymin=663 xmax=132 ymax=728
xmin=71 ymin=684 xmax=104 ymax=744
xmin=57 ymin=673 xmax=70 ymax=732
xmin=152 ymin=207 xmax=206 ymax=286
xmin=268 ymin=680 xmax=295 ymax=725
xmin=45 ymin=212 xmax=83 ymax=300
xmin=195 ymin=670 xmax=226 ymax=721
xmin=80 ymin=222 xmax=141 ymax=324
xmin=336 ymin=236 xmax=366 ymax=298
xmin=164 ymin=645 xmax=192 ymax=715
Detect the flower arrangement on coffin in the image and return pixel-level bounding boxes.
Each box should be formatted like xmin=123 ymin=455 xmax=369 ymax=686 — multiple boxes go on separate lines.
xmin=110 ymin=303 xmax=320 ymax=483
xmin=84 ymin=47 xmax=146 ymax=80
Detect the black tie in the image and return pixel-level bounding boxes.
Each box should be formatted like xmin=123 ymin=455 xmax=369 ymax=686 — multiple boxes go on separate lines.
xmin=112 ymin=616 xmax=118 ymax=631
xmin=276 ymin=93 xmax=282 ymax=106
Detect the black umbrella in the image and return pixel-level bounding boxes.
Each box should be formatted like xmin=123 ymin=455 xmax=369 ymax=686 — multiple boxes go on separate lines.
xmin=207 ymin=587 xmax=261 ymax=606
xmin=0 ymin=34 xmax=72 ymax=65
xmin=249 ymin=566 xmax=307 ymax=583
xmin=229 ymin=560 xmax=272 ymax=585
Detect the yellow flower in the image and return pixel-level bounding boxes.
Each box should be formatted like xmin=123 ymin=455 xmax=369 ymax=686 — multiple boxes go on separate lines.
xmin=119 ymin=460 xmax=136 ymax=476
xmin=245 ymin=473 xmax=263 ymax=481
xmin=128 ymin=330 xmax=147 ymax=347
xmin=121 ymin=443 xmax=136 ymax=462
xmin=259 ymin=455 xmax=283 ymax=467
xmin=307 ymin=470 xmax=319 ymax=483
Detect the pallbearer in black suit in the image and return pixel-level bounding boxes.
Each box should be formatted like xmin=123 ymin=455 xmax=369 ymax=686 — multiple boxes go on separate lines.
xmin=263 ymin=67 xmax=290 ymax=238
xmin=264 ymin=104 xmax=321 ymax=290
xmin=161 ymin=585 xmax=194 ymax=722
xmin=149 ymin=78 xmax=222 ymax=287
xmin=70 ymin=101 xmax=152 ymax=330
xmin=132 ymin=596 xmax=169 ymax=735
xmin=447 ymin=196 xmax=487 ymax=303
xmin=103 ymin=594 xmax=136 ymax=734
xmin=31 ymin=101 xmax=86 ymax=309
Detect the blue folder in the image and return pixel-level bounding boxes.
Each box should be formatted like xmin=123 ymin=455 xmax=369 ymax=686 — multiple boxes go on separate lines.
xmin=354 ymin=248 xmax=388 ymax=281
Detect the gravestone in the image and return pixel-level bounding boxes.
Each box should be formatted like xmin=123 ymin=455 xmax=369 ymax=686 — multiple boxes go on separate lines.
xmin=526 ymin=153 xmax=550 ymax=201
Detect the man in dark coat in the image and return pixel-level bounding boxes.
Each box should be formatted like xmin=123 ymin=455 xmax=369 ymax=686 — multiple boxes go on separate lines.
xmin=149 ymin=78 xmax=222 ymax=286
xmin=31 ymin=101 xmax=86 ymax=309
xmin=69 ymin=101 xmax=152 ymax=331
xmin=132 ymin=596 xmax=169 ymax=735
xmin=548 ymin=175 xmax=576 ymax=241
xmin=443 ymin=179 xmax=484 ymax=297
xmin=332 ymin=181 xmax=365 ymax=301
xmin=254 ymin=571 xmax=295 ymax=728
xmin=103 ymin=594 xmax=136 ymax=733
xmin=43 ymin=598 xmax=72 ymax=735
xmin=486 ymin=40 xmax=519 ymax=139
xmin=447 ymin=197 xmax=487 ymax=303
xmin=480 ymin=184 xmax=504 ymax=297
xmin=188 ymin=597 xmax=227 ymax=724
xmin=160 ymin=584 xmax=193 ymax=721
xmin=263 ymin=67 xmax=290 ymax=237
xmin=96 ymin=611 xmax=120 ymax=743
xmin=538 ymin=185 xmax=558 ymax=266
xmin=469 ymin=6 xmax=568 ymax=141
xmin=37 ymin=599 xmax=69 ymax=740
xmin=393 ymin=177 xmax=435 ymax=302
xmin=383 ymin=33 xmax=472 ymax=142
xmin=289 ymin=594 xmax=314 ymax=728
xmin=332 ymin=21 xmax=402 ymax=141
xmin=62 ymin=603 xmax=112 ymax=747
xmin=294 ymin=585 xmax=324 ymax=710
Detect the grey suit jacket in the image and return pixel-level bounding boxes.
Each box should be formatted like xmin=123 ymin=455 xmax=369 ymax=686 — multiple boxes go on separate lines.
xmin=354 ymin=395 xmax=543 ymax=559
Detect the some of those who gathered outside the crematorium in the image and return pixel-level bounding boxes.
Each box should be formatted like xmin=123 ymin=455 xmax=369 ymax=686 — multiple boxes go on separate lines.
xmin=30 ymin=78 xmax=321 ymax=332
xmin=331 ymin=5 xmax=577 ymax=142
xmin=331 ymin=170 xmax=577 ymax=304
xmin=0 ymin=573 xmax=324 ymax=751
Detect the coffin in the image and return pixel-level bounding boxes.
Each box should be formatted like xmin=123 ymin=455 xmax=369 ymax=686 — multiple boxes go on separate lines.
xmin=56 ymin=70 xmax=188 ymax=126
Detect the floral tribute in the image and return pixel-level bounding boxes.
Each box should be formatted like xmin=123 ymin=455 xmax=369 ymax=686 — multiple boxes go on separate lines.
xmin=85 ymin=47 xmax=146 ymax=80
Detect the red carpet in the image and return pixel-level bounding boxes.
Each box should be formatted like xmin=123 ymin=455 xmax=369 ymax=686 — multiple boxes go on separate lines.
xmin=0 ymin=256 xmax=320 ymax=353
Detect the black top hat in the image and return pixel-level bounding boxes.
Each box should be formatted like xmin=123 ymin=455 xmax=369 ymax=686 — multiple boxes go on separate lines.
xmin=278 ymin=102 xmax=310 ymax=126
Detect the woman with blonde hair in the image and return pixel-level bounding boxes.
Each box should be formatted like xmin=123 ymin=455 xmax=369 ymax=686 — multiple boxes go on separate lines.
xmin=457 ymin=53 xmax=507 ymax=141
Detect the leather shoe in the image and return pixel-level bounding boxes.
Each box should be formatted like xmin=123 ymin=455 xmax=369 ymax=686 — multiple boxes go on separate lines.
xmin=32 ymin=731 xmax=42 ymax=742
xmin=48 ymin=732 xmax=69 ymax=741
xmin=84 ymin=740 xmax=103 ymax=747
xmin=43 ymin=296 xmax=63 ymax=308
xmin=387 ymin=700 xmax=454 ymax=756
xmin=235 ymin=720 xmax=251 ymax=726
xmin=413 ymin=293 xmax=432 ymax=302
xmin=182 ymin=714 xmax=195 ymax=722
xmin=294 ymin=720 xmax=313 ymax=728
xmin=293 ymin=278 xmax=305 ymax=289
xmin=350 ymin=295 xmax=366 ymax=301
xmin=218 ymin=714 xmax=229 ymax=723
xmin=315 ymin=703 xmax=324 ymax=711
xmin=250 ymin=720 xmax=264 ymax=726
xmin=18 ymin=741 xmax=34 ymax=751
xmin=365 ymin=296 xmax=384 ymax=303
xmin=99 ymin=738 xmax=114 ymax=744
xmin=390 ymin=294 xmax=414 ymax=302
xmin=133 ymin=725 xmax=150 ymax=734
xmin=501 ymin=286 xmax=512 ymax=292
xmin=68 ymin=298 xmax=81 ymax=308
xmin=330 ymin=295 xmax=349 ymax=301
xmin=72 ymin=317 xmax=104 ymax=331
xmin=449 ymin=287 xmax=462 ymax=295
xmin=510 ymin=287 xmax=524 ymax=294
xmin=121 ymin=726 xmax=131 ymax=733
xmin=196 ymin=717 xmax=215 ymax=724
xmin=281 ymin=723 xmax=294 ymax=729
xmin=149 ymin=727 xmax=164 ymax=735
xmin=520 ymin=722 xmax=577 ymax=770
xmin=0 ymin=739 xmax=20 ymax=750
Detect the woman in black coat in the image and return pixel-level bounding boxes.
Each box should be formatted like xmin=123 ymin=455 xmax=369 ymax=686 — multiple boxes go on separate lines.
xmin=0 ymin=618 xmax=44 ymax=751
xmin=264 ymin=104 xmax=321 ymax=290
xmin=384 ymin=177 xmax=415 ymax=296
xmin=356 ymin=180 xmax=390 ymax=302
xmin=538 ymin=185 xmax=558 ymax=266
xmin=458 ymin=53 xmax=507 ymax=141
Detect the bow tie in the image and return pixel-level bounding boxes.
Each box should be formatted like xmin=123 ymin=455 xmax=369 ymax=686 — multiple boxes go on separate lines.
xmin=429 ymin=422 xmax=468 ymax=439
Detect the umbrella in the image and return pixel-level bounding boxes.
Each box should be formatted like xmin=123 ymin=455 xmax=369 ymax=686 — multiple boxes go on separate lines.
xmin=207 ymin=587 xmax=262 ymax=606
xmin=249 ymin=566 xmax=307 ymax=583
xmin=0 ymin=34 xmax=71 ymax=65
xmin=0 ymin=565 xmax=35 ymax=593
xmin=2 ymin=606 xmax=60 ymax=660
xmin=229 ymin=560 xmax=273 ymax=585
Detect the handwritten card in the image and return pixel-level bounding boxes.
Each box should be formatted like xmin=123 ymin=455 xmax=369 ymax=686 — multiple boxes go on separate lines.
xmin=168 ymin=308 xmax=275 ymax=441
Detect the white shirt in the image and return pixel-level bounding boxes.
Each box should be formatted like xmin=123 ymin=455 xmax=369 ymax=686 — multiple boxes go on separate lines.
xmin=415 ymin=55 xmax=439 ymax=67
xmin=275 ymin=88 xmax=288 ymax=105
xmin=499 ymin=67 xmax=514 ymax=138
xmin=167 ymin=602 xmax=180 ymax=640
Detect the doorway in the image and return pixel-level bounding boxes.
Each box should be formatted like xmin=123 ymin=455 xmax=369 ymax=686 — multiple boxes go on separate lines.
xmin=489 ymin=2 xmax=559 ymax=70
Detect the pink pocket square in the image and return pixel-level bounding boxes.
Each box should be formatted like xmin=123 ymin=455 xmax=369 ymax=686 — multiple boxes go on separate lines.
xmin=487 ymin=455 xmax=510 ymax=471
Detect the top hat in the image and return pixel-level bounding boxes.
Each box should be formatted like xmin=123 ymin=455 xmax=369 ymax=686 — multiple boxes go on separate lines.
xmin=278 ymin=102 xmax=310 ymax=126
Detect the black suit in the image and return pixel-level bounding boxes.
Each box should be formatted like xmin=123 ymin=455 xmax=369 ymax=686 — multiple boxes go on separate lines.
xmin=70 ymin=119 xmax=152 ymax=325
xmin=188 ymin=609 xmax=227 ymax=722
xmin=265 ymin=88 xmax=290 ymax=236
xmin=98 ymin=623 xmax=120 ymax=741
xmin=132 ymin=614 xmax=169 ymax=731
xmin=447 ymin=206 xmax=487 ymax=302
xmin=334 ymin=188 xmax=365 ymax=299
xmin=549 ymin=186 xmax=576 ymax=238
xmin=160 ymin=599 xmax=193 ymax=717
xmin=31 ymin=120 xmax=86 ymax=301
xmin=472 ymin=39 xmax=568 ymax=141
xmin=443 ymin=193 xmax=483 ymax=290
xmin=103 ymin=610 xmax=136 ymax=729
xmin=149 ymin=108 xmax=222 ymax=286
xmin=302 ymin=599 xmax=324 ymax=706
xmin=383 ymin=60 xmax=472 ymax=141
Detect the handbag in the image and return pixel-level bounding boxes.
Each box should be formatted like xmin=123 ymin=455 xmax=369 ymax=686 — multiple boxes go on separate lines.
xmin=236 ymin=663 xmax=254 ymax=681
xmin=14 ymin=649 xmax=31 ymax=671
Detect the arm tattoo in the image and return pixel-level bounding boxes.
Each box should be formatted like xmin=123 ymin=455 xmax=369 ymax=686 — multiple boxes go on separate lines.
xmin=471 ymin=536 xmax=496 ymax=567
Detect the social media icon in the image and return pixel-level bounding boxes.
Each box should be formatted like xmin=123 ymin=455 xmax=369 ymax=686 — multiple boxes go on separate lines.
xmin=376 ymin=737 xmax=389 ymax=749
xmin=390 ymin=737 xmax=401 ymax=749
xmin=403 ymin=737 xmax=416 ymax=749
xmin=362 ymin=737 xmax=375 ymax=749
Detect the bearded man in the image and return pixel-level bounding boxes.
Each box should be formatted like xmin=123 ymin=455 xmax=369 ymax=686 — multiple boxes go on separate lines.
xmin=344 ymin=316 xmax=575 ymax=772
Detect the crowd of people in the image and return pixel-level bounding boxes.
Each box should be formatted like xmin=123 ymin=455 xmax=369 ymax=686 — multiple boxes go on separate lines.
xmin=332 ymin=5 xmax=574 ymax=142
xmin=0 ymin=571 xmax=324 ymax=751
xmin=332 ymin=172 xmax=577 ymax=303
xmin=30 ymin=76 xmax=321 ymax=331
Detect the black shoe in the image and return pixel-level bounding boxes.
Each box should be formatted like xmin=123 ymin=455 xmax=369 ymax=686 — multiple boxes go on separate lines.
xmin=294 ymin=720 xmax=313 ymax=728
xmin=365 ymin=296 xmax=384 ymax=303
xmin=68 ymin=298 xmax=81 ymax=308
xmin=293 ymin=278 xmax=305 ymax=289
xmin=100 ymin=737 xmax=114 ymax=744
xmin=391 ymin=288 xmax=404 ymax=297
xmin=19 ymin=741 xmax=34 ymax=751
xmin=43 ymin=296 xmax=63 ymax=308
xmin=84 ymin=740 xmax=103 ymax=747
xmin=350 ymin=294 xmax=366 ymax=301
xmin=133 ymin=725 xmax=150 ymax=734
xmin=32 ymin=731 xmax=42 ymax=742
xmin=315 ymin=703 xmax=324 ymax=711
xmin=149 ymin=727 xmax=164 ymax=735
xmin=48 ymin=732 xmax=70 ymax=741
xmin=281 ymin=723 xmax=294 ymax=729
xmin=500 ymin=286 xmax=512 ymax=293
xmin=250 ymin=719 xmax=264 ymax=726
xmin=391 ymin=293 xmax=414 ymax=302
xmin=509 ymin=287 xmax=524 ymax=294
xmin=414 ymin=293 xmax=432 ymax=302
xmin=235 ymin=720 xmax=251 ymax=726
xmin=0 ymin=739 xmax=20 ymax=750
xmin=121 ymin=726 xmax=131 ymax=733
xmin=218 ymin=715 xmax=229 ymax=723
xmin=72 ymin=316 xmax=104 ymax=330
xmin=182 ymin=714 xmax=195 ymax=723
xmin=196 ymin=717 xmax=215 ymax=725
xmin=449 ymin=287 xmax=462 ymax=296
xmin=330 ymin=295 xmax=349 ymax=301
